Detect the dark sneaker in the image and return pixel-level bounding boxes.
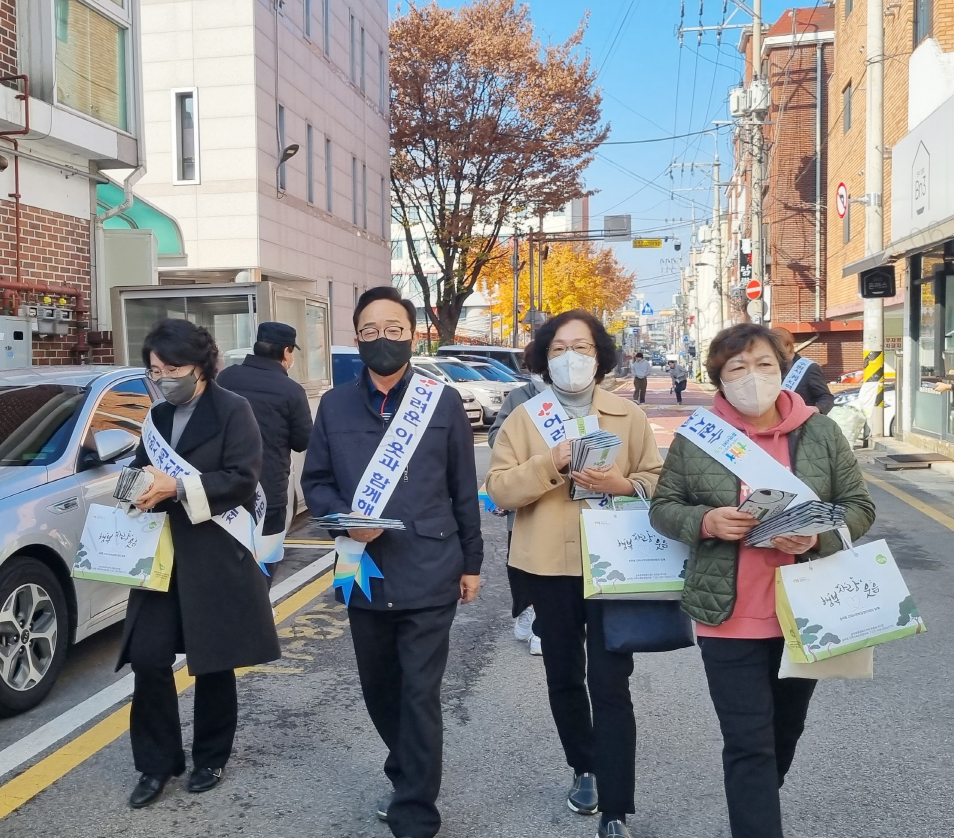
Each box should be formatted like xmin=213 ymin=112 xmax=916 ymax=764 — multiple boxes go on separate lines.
xmin=566 ymin=771 xmax=598 ymax=815
xmin=598 ymin=819 xmax=632 ymax=838
xmin=376 ymin=794 xmax=392 ymax=821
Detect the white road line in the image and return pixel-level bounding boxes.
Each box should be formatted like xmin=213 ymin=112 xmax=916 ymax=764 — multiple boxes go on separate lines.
xmin=0 ymin=550 xmax=335 ymax=782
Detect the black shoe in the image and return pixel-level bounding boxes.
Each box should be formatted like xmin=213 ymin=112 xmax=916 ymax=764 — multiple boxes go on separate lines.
xmin=187 ymin=767 xmax=223 ymax=793
xmin=567 ymin=771 xmax=598 ymax=815
xmin=129 ymin=773 xmax=170 ymax=808
xmin=375 ymin=794 xmax=393 ymax=821
xmin=598 ymin=819 xmax=632 ymax=838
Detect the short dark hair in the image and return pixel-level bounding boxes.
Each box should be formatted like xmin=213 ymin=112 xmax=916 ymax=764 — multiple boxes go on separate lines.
xmin=142 ymin=318 xmax=219 ymax=381
xmin=705 ymin=323 xmax=786 ymax=389
xmin=635 ymin=352 xmax=644 ymax=358
xmin=253 ymin=340 xmax=291 ymax=361
xmin=524 ymin=310 xmax=617 ymax=384
xmin=353 ymin=286 xmax=417 ymax=332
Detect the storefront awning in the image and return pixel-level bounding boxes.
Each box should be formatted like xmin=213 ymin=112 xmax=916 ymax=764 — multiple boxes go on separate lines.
xmin=95 ymin=181 xmax=186 ymax=257
xmin=842 ymin=212 xmax=954 ymax=278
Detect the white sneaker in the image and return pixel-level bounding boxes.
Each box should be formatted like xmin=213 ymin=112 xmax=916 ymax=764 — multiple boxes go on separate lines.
xmin=514 ymin=606 xmax=535 ymax=641
xmin=529 ymin=634 xmax=542 ymax=656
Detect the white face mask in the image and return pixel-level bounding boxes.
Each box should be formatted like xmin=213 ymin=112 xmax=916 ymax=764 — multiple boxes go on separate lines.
xmin=548 ymin=350 xmax=597 ymax=393
xmin=721 ymin=371 xmax=782 ymax=417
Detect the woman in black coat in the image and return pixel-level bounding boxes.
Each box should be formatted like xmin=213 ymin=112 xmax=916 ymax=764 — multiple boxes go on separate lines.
xmin=117 ymin=319 xmax=280 ymax=808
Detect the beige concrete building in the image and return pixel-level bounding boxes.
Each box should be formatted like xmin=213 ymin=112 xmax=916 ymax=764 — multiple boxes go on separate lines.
xmin=132 ymin=0 xmax=389 ymax=352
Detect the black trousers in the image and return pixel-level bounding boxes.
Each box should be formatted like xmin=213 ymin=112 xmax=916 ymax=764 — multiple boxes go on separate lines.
xmin=517 ymin=570 xmax=636 ymax=817
xmin=673 ymin=379 xmax=688 ymax=403
xmin=128 ymin=579 xmax=238 ymax=777
xmin=699 ymin=637 xmax=817 ymax=838
xmin=632 ymin=376 xmax=648 ymax=403
xmin=349 ymin=602 xmax=458 ymax=838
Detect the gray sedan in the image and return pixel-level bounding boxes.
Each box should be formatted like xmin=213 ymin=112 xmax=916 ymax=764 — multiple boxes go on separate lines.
xmin=0 ymin=366 xmax=159 ymax=716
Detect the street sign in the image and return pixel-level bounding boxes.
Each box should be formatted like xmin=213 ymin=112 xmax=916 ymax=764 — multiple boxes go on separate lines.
xmin=860 ymin=265 xmax=896 ymax=298
xmin=746 ymin=299 xmax=766 ymax=323
xmin=641 ymin=302 xmax=654 ymax=316
xmin=836 ymin=182 xmax=849 ymax=219
xmin=632 ymin=238 xmax=663 ymax=249
xmin=746 ymin=279 xmax=762 ymax=300
xmin=739 ymin=240 xmax=752 ymax=283
xmin=682 ymin=335 xmax=690 ymax=343
xmin=604 ymin=215 xmax=632 ymax=242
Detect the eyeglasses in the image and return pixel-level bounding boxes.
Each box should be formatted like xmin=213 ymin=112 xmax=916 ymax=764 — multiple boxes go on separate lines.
xmin=146 ymin=365 xmax=194 ymax=382
xmin=548 ymin=341 xmax=596 ymax=359
xmin=358 ymin=326 xmax=408 ymax=342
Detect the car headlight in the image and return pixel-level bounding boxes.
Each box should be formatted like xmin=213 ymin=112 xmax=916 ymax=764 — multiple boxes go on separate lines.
xmin=490 ymin=395 xmax=502 ymax=404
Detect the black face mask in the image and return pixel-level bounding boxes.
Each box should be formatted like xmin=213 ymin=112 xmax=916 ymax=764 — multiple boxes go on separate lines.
xmin=358 ymin=337 xmax=413 ymax=376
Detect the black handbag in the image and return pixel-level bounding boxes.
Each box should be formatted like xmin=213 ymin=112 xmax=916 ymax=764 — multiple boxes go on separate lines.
xmin=601 ymin=599 xmax=695 ymax=653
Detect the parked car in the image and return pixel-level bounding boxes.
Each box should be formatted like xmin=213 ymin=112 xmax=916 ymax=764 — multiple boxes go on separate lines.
xmin=331 ymin=345 xmax=364 ymax=386
xmin=435 ymin=345 xmax=529 ymax=379
xmin=0 ymin=366 xmax=161 ymax=715
xmin=445 ymin=353 xmax=526 ymax=382
xmin=465 ymin=361 xmax=519 ymax=384
xmin=411 ymin=367 xmax=482 ymax=426
xmin=833 ymin=384 xmax=897 ymax=438
xmin=651 ymin=353 xmax=666 ymax=367
xmin=413 ymin=357 xmax=513 ymax=425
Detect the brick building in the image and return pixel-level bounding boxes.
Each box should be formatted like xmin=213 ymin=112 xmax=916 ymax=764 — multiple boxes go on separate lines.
xmin=0 ymin=0 xmax=144 ymax=365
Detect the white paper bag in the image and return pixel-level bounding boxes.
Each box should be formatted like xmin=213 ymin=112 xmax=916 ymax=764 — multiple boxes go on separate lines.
xmin=776 ymin=539 xmax=926 ymax=664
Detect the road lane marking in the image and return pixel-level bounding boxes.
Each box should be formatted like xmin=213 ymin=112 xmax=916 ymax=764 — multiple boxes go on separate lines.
xmin=0 ymin=550 xmax=335 ymax=815
xmin=864 ymin=472 xmax=954 ymax=533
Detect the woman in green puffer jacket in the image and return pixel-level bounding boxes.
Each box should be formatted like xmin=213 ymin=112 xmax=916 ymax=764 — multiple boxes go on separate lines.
xmin=650 ymin=324 xmax=875 ymax=838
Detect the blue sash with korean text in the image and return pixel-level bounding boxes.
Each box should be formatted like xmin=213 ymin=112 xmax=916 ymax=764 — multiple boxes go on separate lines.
xmin=782 ymin=356 xmax=815 ymax=392
xmin=351 ymin=374 xmax=447 ymax=516
xmin=141 ymin=411 xmax=281 ymax=564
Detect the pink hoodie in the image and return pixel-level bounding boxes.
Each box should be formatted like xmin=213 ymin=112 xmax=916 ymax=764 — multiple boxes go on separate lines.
xmin=696 ymin=389 xmax=818 ymax=640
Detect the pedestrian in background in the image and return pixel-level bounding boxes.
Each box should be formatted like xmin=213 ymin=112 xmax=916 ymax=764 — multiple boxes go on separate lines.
xmin=630 ymin=352 xmax=651 ymax=405
xmin=302 ymin=287 xmax=483 ymax=838
xmin=667 ymin=358 xmax=688 ymax=404
xmin=218 ymin=321 xmax=314 ymax=582
xmin=119 ymin=319 xmax=280 ymax=808
xmin=650 ymin=323 xmax=875 ymax=838
xmin=487 ymin=310 xmax=663 ymax=838
xmin=770 ymin=327 xmax=835 ymax=414
xmin=488 ymin=356 xmax=545 ymax=656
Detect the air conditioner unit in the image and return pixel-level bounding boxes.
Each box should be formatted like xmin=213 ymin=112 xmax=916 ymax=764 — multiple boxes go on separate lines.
xmin=749 ymin=79 xmax=771 ymax=115
xmin=729 ymin=87 xmax=749 ymax=118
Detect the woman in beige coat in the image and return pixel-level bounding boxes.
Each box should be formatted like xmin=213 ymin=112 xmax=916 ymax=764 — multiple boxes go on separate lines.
xmin=486 ymin=310 xmax=663 ymax=838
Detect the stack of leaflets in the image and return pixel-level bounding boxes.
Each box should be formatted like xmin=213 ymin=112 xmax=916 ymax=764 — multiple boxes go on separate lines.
xmin=740 ymin=489 xmax=846 ymax=548
xmin=113 ymin=466 xmax=153 ymax=503
xmin=568 ymin=430 xmax=623 ymax=501
xmin=314 ymin=513 xmax=406 ymax=531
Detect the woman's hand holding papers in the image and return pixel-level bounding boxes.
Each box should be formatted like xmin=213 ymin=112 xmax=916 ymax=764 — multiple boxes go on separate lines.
xmin=571 ymin=462 xmax=633 ymax=497
xmin=770 ymin=533 xmax=818 ymax=555
xmin=133 ymin=467 xmax=177 ymax=511
xmin=702 ymin=507 xmax=758 ymax=541
xmin=550 ymin=439 xmax=572 ymax=471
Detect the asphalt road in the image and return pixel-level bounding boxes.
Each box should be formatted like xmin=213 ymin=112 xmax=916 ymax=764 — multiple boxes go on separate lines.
xmin=1 ymin=414 xmax=953 ymax=838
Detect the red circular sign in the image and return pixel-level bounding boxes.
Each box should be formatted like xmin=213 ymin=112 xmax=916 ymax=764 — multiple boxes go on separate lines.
xmin=836 ymin=182 xmax=849 ymax=219
xmin=746 ymin=279 xmax=762 ymax=300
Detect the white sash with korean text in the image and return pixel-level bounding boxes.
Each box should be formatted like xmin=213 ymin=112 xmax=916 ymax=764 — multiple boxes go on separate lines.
xmin=141 ymin=411 xmax=275 ymax=561
xmin=675 ymin=408 xmax=818 ymax=504
xmin=352 ymin=374 xmax=446 ymax=516
xmin=523 ymin=387 xmax=572 ymax=448
xmin=782 ymin=356 xmax=815 ymax=392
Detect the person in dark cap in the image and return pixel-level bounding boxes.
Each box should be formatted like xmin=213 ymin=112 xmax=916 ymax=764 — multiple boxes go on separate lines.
xmin=218 ymin=322 xmax=314 ymax=580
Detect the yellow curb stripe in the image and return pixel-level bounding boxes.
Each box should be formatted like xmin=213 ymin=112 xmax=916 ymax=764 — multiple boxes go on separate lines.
xmin=0 ymin=572 xmax=333 ymax=821
xmin=864 ymin=473 xmax=954 ymax=533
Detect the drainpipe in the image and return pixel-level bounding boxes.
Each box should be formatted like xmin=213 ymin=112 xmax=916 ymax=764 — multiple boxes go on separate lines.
xmin=814 ymin=44 xmax=823 ymax=322
xmin=0 ymin=74 xmax=30 ymax=314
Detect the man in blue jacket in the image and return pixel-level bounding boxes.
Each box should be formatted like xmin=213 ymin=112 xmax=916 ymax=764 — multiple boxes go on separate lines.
xmin=302 ymin=287 xmax=483 ymax=838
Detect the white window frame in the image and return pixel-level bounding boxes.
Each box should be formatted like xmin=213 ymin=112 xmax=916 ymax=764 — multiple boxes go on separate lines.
xmin=325 ymin=136 xmax=333 ymax=211
xmin=362 ymin=163 xmax=368 ymax=229
xmin=304 ymin=0 xmax=313 ymax=39
xmin=380 ymin=175 xmax=386 ymax=239
xmin=349 ymin=12 xmax=357 ymax=82
xmin=352 ymin=155 xmax=359 ymax=225
xmin=323 ymin=0 xmax=331 ymax=55
xmin=53 ymin=0 xmax=137 ymax=136
xmin=171 ymin=87 xmax=200 ymax=185
xmin=379 ymin=46 xmax=387 ymax=111
xmin=360 ymin=25 xmax=366 ymax=94
xmin=306 ymin=124 xmax=315 ymax=204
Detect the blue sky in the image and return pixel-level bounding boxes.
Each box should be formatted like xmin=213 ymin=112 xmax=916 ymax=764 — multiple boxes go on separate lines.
xmin=390 ymin=1 xmax=798 ymax=309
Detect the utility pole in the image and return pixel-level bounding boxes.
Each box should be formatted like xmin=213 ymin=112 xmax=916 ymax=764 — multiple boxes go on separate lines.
xmin=527 ymin=231 xmax=536 ymax=338
xmin=511 ymin=234 xmax=520 ymax=348
xmin=750 ymin=0 xmax=766 ymax=302
xmin=861 ymin=0 xmax=885 ymax=435
xmin=713 ymin=150 xmax=724 ymax=333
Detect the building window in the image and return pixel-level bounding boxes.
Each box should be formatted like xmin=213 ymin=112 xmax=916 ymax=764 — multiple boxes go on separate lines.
xmin=379 ymin=47 xmax=386 ymax=111
xmin=360 ymin=26 xmax=366 ymax=93
xmin=380 ymin=176 xmax=386 ymax=239
xmin=278 ymin=103 xmax=288 ymax=191
xmin=842 ymin=202 xmax=850 ymax=244
xmin=352 ymin=156 xmax=359 ymax=225
xmin=391 ymin=239 xmax=403 ymax=259
xmin=173 ymin=88 xmax=199 ymax=184
xmin=914 ymin=0 xmax=932 ymax=46
xmin=54 ymin=0 xmax=129 ymax=131
xmin=362 ymin=163 xmax=368 ymax=229
xmin=304 ymin=0 xmax=312 ymax=39
xmin=349 ymin=12 xmax=356 ymax=82
xmin=354 ymin=284 xmax=359 ymax=307
xmin=843 ymin=83 xmax=852 ymax=133
xmin=323 ymin=0 xmax=331 ymax=55
xmin=845 ymin=0 xmax=853 ymax=17
xmin=325 ymin=137 xmax=333 ymax=211
xmin=307 ymin=124 xmax=315 ymax=204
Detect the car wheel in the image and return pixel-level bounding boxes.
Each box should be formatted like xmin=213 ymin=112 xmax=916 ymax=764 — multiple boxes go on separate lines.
xmin=0 ymin=557 xmax=69 ymax=717
xmin=889 ymin=417 xmax=896 ymax=438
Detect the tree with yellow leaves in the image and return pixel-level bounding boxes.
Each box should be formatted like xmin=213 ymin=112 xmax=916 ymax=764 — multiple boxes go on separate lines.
xmin=481 ymin=241 xmax=636 ymax=341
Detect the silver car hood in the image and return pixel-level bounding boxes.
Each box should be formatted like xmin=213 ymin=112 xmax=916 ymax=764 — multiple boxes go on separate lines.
xmin=0 ymin=466 xmax=49 ymax=501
